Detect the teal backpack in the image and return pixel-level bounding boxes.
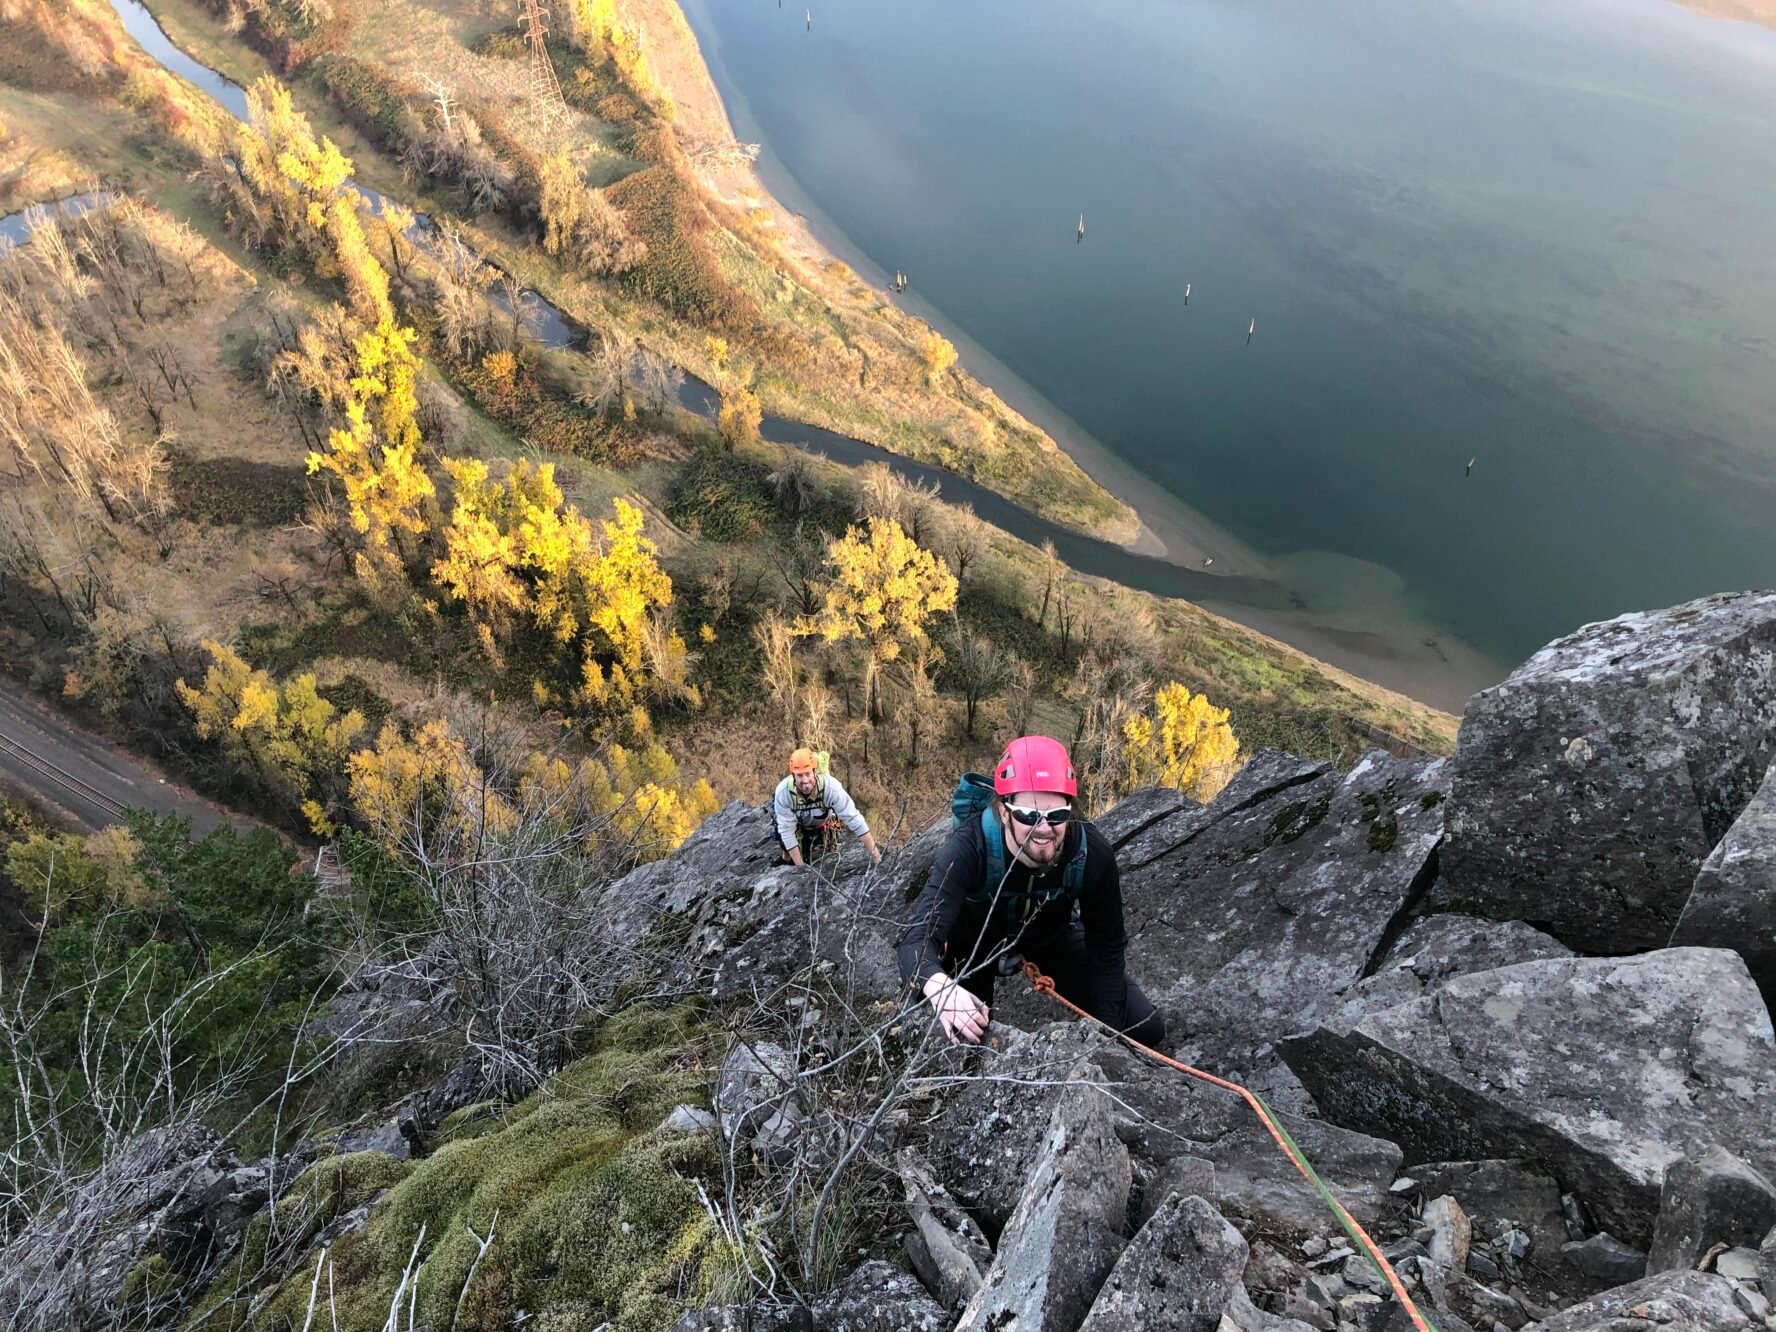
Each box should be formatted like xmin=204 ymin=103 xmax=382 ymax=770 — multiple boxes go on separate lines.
xmin=949 ymin=772 xmax=1087 ymax=926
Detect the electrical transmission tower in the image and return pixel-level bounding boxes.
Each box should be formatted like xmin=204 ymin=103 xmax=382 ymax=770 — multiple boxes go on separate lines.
xmin=519 ymin=0 xmax=570 ymax=131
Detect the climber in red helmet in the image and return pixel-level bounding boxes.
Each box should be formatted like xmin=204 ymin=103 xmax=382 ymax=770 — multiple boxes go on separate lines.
xmin=897 ymin=735 xmax=1165 ymax=1047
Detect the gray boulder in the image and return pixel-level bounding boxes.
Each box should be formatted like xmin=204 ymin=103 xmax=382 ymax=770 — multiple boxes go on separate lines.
xmin=1672 ymin=760 xmax=1776 ymax=1011
xmin=957 ymin=1064 xmax=1132 ymax=1332
xmin=593 ymin=801 xmax=904 ymax=1006
xmin=1377 ymin=915 xmax=1574 ymax=981
xmin=0 ymin=1123 xmax=263 ymax=1332
xmin=898 ymin=1148 xmax=992 ymax=1309
xmin=1762 ymin=1226 xmax=1776 ymax=1302
xmin=1560 ymin=1235 xmax=1647 ymax=1290
xmin=1646 ymin=1146 xmax=1776 ymax=1275
xmin=1079 ymin=1194 xmax=1249 ymax=1332
xmin=1520 ymin=1269 xmax=1748 ymax=1331
xmin=660 ymin=1104 xmax=717 ymax=1135
xmin=1433 ymin=591 xmax=1776 ymax=954
xmin=670 ymin=1305 xmax=812 ymax=1332
xmin=1120 ymin=749 xmax=1449 ymax=1109
xmin=714 ymin=1039 xmax=801 ymax=1162
xmin=1322 ymin=916 xmax=1573 ymax=1037
xmin=1280 ymin=948 xmax=1776 ymax=1246
xmin=810 ymin=1259 xmax=948 ymax=1331
xmin=925 ymin=1023 xmax=1400 ymax=1241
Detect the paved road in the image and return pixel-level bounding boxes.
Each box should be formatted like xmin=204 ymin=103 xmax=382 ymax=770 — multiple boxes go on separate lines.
xmin=0 ymin=677 xmax=249 ymax=836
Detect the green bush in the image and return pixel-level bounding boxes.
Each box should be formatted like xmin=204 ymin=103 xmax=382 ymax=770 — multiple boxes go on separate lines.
xmin=471 ymin=27 xmax=529 ymax=60
xmin=666 ymin=449 xmax=775 ymax=542
xmin=454 ymin=350 xmax=634 ymax=463
xmin=317 ymin=55 xmax=419 ymax=152
xmin=606 ymin=159 xmax=754 ymax=329
xmin=0 ymin=816 xmax=336 ymax=1232
xmin=198 ymin=0 xmax=358 ymax=72
xmin=167 ymin=455 xmax=308 ymax=527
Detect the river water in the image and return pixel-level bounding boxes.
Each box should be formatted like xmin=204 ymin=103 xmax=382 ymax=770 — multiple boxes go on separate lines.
xmin=679 ymin=0 xmax=1776 ymax=682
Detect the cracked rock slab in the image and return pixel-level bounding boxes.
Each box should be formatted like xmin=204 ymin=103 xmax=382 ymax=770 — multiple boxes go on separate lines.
xmin=926 ymin=1023 xmax=1400 ymax=1242
xmin=1672 ymin=759 xmax=1776 ymax=1012
xmin=1080 ymin=1194 xmax=1249 ymax=1332
xmin=1434 ymin=590 xmax=1776 ymax=954
xmin=1279 ymin=948 xmax=1776 ymax=1246
xmin=1520 ymin=1268 xmax=1749 ymax=1332
xmin=1120 ymin=749 xmax=1448 ymax=1110
xmin=957 ymin=1061 xmax=1132 ymax=1332
xmin=1646 ymin=1145 xmax=1776 ymax=1276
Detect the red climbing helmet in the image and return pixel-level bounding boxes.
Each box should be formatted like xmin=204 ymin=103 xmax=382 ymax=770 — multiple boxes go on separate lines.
xmin=993 ymin=735 xmax=1076 ymax=798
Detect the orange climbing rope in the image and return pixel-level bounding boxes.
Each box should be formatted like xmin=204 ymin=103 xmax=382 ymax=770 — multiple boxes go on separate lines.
xmin=1020 ymin=960 xmax=1439 ymax=1332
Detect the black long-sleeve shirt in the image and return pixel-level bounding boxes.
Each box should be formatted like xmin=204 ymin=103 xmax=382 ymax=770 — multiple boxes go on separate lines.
xmin=896 ymin=816 xmax=1128 ymax=1014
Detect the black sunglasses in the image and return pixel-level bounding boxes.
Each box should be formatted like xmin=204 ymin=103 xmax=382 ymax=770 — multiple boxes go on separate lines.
xmin=1005 ymin=803 xmax=1074 ymax=828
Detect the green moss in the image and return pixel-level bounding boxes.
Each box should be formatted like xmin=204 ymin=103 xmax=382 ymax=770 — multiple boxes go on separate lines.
xmin=1368 ymin=813 xmax=1399 ymax=853
xmin=1420 ymin=790 xmax=1445 ymax=810
xmin=666 ymin=449 xmax=776 ymax=542
xmin=183 ymin=1150 xmax=413 ymax=1329
xmin=121 ymin=1253 xmax=179 ymax=1319
xmin=198 ymin=1006 xmax=721 ymax=1332
xmin=1263 ymin=794 xmax=1331 ymax=847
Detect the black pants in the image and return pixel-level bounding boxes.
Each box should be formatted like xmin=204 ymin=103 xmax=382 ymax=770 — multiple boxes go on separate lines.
xmin=784 ymin=825 xmax=831 ymax=865
xmin=951 ymin=924 xmax=1166 ymax=1047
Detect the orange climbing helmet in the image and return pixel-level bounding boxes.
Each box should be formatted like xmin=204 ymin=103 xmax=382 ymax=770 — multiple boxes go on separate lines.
xmin=787 ymin=747 xmax=818 ymax=775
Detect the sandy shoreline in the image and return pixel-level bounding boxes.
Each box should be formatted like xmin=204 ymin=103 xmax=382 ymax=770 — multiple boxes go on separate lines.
xmin=640 ymin=0 xmax=1495 ymax=714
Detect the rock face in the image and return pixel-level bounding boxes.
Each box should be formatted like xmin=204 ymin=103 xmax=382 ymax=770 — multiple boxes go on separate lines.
xmin=956 ymin=1065 xmax=1132 ymax=1332
xmin=1521 ymin=1269 xmax=1749 ymax=1332
xmin=597 ymin=801 xmax=909 ymax=1007
xmin=1433 ymin=591 xmax=1776 ymax=954
xmin=924 ymin=1023 xmax=1400 ymax=1242
xmin=1646 ymin=1146 xmax=1776 ymax=1275
xmin=898 ymin=1149 xmax=992 ymax=1309
xmin=1280 ymin=948 xmax=1776 ymax=1245
xmin=1320 ymin=916 xmax=1573 ymax=1036
xmin=0 ymin=1123 xmax=263 ymax=1332
xmin=1671 ymin=760 xmax=1776 ymax=1011
xmin=809 ymin=1259 xmax=948 ymax=1332
xmin=714 ymin=1039 xmax=803 ymax=1164
xmin=1078 ymin=1194 xmax=1249 ymax=1332
xmin=1117 ymin=748 xmax=1449 ymax=1108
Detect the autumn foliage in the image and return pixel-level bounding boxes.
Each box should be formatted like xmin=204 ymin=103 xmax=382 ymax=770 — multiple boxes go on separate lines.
xmin=803 ymin=517 xmax=958 ymax=667
xmin=1123 ymin=682 xmax=1241 ymax=801
xmin=175 ymin=640 xmax=365 ymax=834
xmin=432 ymin=461 xmax=681 ymax=713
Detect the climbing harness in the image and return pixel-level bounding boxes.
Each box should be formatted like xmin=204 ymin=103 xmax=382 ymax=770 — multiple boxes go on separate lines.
xmin=1018 ymin=959 xmax=1440 ymax=1332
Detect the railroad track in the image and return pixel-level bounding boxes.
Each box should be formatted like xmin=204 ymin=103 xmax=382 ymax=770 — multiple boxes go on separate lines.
xmin=0 ymin=729 xmax=133 ymax=823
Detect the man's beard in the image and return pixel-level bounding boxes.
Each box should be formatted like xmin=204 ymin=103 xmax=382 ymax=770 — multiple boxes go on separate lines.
xmin=1017 ymin=831 xmax=1062 ymax=865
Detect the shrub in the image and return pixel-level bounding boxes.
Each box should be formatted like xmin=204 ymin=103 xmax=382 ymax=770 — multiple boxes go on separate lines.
xmin=471 ymin=27 xmax=529 ymax=59
xmin=317 ymin=55 xmax=420 ymax=152
xmin=454 ymin=348 xmax=633 ymax=463
xmin=166 ymin=455 xmax=309 ymax=527
xmin=666 ymin=449 xmax=775 ymax=542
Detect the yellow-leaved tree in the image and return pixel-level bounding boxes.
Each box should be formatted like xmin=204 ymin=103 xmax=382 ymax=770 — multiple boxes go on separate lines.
xmin=432 ymin=461 xmax=679 ymax=713
xmin=307 ymin=317 xmax=435 ymax=597
xmin=917 ymin=330 xmax=958 ymax=385
xmin=803 ymin=517 xmax=957 ymax=723
xmin=521 ymin=742 xmax=718 ymax=861
xmin=176 ymin=640 xmax=365 ymax=834
xmin=233 ymin=78 xmax=390 ymax=321
xmin=1122 ymin=681 xmax=1241 ymax=802
xmin=717 ymin=386 xmax=762 ymax=450
xmin=351 ymin=720 xmax=715 ymax=864
xmin=347 ymin=718 xmax=517 ymax=851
